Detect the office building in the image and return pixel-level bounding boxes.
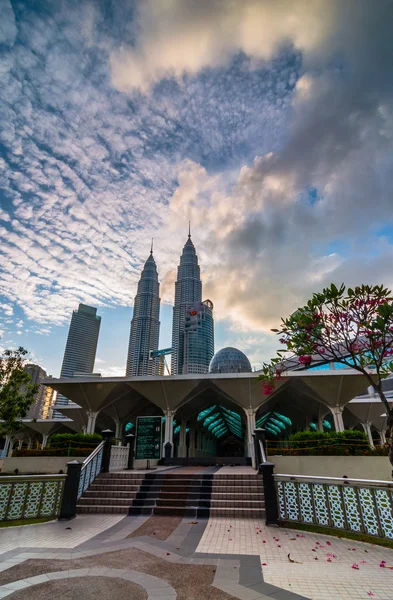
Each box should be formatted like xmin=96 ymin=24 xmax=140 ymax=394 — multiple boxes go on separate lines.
xmin=55 ymin=303 xmax=101 ymax=412
xmin=183 ymin=300 xmax=214 ymax=374
xmin=24 ymin=363 xmax=56 ymax=419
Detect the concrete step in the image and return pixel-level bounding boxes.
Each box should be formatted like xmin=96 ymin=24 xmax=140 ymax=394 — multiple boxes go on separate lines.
xmin=84 ymin=490 xmax=138 ymax=499
xmin=78 ymin=497 xmax=132 ymax=506
xmin=77 ymin=505 xmax=129 ymax=514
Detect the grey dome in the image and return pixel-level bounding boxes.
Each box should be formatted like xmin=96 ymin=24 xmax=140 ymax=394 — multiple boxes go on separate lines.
xmin=209 ymin=347 xmax=252 ymax=374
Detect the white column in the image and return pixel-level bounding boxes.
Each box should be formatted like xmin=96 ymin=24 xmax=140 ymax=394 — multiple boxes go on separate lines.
xmin=17 ymin=439 xmax=23 ymax=451
xmin=7 ymin=439 xmax=14 ymax=457
xmin=27 ymin=437 xmax=32 ymax=450
xmin=362 ymin=422 xmax=375 ymax=449
xmin=330 ymin=406 xmax=345 ymax=432
xmin=245 ymin=408 xmax=256 ymax=468
xmin=163 ymin=410 xmax=175 ymax=457
xmin=189 ymin=428 xmax=196 ymax=457
xmin=3 ymin=435 xmax=12 ymax=457
xmin=380 ymin=430 xmax=387 ymax=446
xmin=86 ymin=410 xmax=99 ymax=434
xmin=114 ymin=419 xmax=123 ymax=439
xmin=318 ymin=417 xmax=324 ymax=431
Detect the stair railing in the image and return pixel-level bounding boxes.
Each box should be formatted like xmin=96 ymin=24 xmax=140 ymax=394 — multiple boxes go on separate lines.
xmin=77 ymin=440 xmax=105 ymax=500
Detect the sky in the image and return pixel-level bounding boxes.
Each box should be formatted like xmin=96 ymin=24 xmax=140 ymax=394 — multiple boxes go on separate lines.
xmin=1 ymin=0 xmax=393 ymax=377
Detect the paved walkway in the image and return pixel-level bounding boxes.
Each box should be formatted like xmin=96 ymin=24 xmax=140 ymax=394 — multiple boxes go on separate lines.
xmin=0 ymin=512 xmax=392 ymax=599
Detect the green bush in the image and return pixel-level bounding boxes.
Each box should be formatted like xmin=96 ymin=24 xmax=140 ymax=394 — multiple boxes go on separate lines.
xmin=49 ymin=433 xmax=102 ymax=449
xmin=13 ymin=447 xmax=93 ymax=457
xmin=286 ymin=430 xmax=370 ymax=456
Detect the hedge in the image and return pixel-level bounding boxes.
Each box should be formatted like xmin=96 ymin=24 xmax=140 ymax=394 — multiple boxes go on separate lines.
xmin=49 ymin=433 xmax=102 ymax=448
xmin=12 ymin=447 xmax=93 ymax=457
xmin=267 ymin=430 xmax=375 ymax=456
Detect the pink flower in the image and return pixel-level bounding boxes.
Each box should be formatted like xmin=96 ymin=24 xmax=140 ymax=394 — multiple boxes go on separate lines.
xmin=352 ymin=564 xmax=359 ymax=570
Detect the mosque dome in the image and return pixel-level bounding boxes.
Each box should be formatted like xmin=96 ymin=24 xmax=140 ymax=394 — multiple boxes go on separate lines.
xmin=209 ymin=347 xmax=252 ymax=374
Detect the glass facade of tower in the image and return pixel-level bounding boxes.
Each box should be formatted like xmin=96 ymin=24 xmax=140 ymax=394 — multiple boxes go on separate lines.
xmin=55 ymin=304 xmax=101 ymax=412
xmin=126 ymin=252 xmax=161 ymax=376
xmin=183 ymin=300 xmax=214 ymax=374
xmin=171 ymin=235 xmax=214 ymax=374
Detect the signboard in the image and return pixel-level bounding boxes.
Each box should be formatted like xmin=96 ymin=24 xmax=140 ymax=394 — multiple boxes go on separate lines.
xmin=135 ymin=416 xmax=162 ymax=460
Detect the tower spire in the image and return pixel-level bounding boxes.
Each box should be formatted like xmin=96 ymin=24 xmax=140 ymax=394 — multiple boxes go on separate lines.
xmin=150 ymin=238 xmax=153 ymax=254
xmin=188 ymin=221 xmax=191 ymax=239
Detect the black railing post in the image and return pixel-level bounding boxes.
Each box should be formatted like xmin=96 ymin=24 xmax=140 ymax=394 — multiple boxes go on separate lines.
xmin=252 ymin=433 xmax=259 ymax=469
xmin=125 ymin=433 xmax=135 ymax=470
xmin=101 ymin=429 xmax=114 ymax=473
xmin=164 ymin=442 xmax=172 ymax=458
xmin=254 ymin=428 xmax=279 ymax=526
xmin=59 ymin=460 xmax=82 ymax=520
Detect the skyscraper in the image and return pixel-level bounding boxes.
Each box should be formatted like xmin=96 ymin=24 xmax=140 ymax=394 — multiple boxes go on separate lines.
xmin=24 ymin=364 xmax=56 ymax=419
xmin=171 ymin=230 xmax=214 ymax=374
xmin=183 ymin=300 xmax=214 ymax=374
xmin=55 ymin=303 xmax=101 ymax=411
xmin=126 ymin=246 xmax=161 ymax=376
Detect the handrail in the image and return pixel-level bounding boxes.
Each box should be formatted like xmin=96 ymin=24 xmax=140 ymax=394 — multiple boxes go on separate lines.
xmin=77 ymin=439 xmax=105 ymax=500
xmin=274 ymin=473 xmax=393 ymax=486
xmin=259 ymin=439 xmax=267 ymax=463
xmin=82 ymin=440 xmax=105 ymax=465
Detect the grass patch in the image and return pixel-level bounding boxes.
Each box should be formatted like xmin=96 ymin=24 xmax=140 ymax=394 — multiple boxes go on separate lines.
xmin=0 ymin=517 xmax=54 ymax=528
xmin=281 ymin=521 xmax=393 ymax=549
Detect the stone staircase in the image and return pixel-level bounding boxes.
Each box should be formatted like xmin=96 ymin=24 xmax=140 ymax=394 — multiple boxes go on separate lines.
xmin=77 ymin=471 xmax=265 ymax=518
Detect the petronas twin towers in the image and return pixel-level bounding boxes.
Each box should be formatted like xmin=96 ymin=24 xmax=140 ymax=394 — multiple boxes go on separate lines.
xmin=126 ymin=233 xmax=214 ymax=376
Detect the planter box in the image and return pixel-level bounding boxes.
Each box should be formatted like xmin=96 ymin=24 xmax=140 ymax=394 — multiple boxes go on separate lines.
xmin=270 ymin=455 xmax=392 ymax=480
xmin=0 ymin=456 xmax=88 ymax=475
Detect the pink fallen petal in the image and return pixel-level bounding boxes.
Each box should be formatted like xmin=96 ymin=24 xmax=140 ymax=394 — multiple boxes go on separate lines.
xmin=277 ymin=545 xmax=281 ymax=548
xmin=314 ymin=557 xmax=318 ymax=561
xmin=367 ymin=593 xmax=375 ymax=597
xmin=352 ymin=564 xmax=359 ymax=570
xmin=380 ymin=562 xmax=386 ymax=568
xmin=326 ymin=541 xmax=331 ymax=545
xmin=262 ymin=563 xmax=267 ymax=566
xmin=327 ymin=559 xmax=332 ymax=562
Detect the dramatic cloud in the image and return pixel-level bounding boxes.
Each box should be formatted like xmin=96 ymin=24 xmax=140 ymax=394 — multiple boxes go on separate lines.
xmin=1 ymin=0 xmax=393 ymax=370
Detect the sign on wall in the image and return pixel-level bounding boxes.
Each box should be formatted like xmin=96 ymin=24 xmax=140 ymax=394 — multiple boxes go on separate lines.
xmin=135 ymin=416 xmax=162 ymax=460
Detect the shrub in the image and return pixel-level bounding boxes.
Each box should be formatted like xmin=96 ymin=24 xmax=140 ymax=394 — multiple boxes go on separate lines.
xmin=270 ymin=430 xmax=371 ymax=456
xmin=49 ymin=433 xmax=102 ymax=449
xmin=12 ymin=447 xmax=92 ymax=457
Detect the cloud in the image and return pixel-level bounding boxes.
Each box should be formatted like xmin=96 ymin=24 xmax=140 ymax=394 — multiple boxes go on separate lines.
xmin=110 ymin=0 xmax=337 ymax=92
xmin=1 ymin=0 xmax=393 ymax=372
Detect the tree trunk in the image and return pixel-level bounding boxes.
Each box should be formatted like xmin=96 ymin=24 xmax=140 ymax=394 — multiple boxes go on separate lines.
xmin=375 ymin=386 xmax=393 ymax=475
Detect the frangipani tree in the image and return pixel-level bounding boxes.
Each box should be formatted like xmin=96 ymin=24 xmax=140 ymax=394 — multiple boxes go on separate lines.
xmin=0 ymin=347 xmax=38 ymax=436
xmin=259 ymin=284 xmax=393 ymax=465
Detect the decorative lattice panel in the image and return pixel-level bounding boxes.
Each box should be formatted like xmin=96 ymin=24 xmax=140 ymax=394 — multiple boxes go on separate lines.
xmin=358 ymin=487 xmax=380 ymax=536
xmin=277 ymin=481 xmax=286 ymax=519
xmin=109 ymin=446 xmax=129 ymax=471
xmin=7 ymin=483 xmax=28 ymax=520
xmin=327 ymin=485 xmax=346 ymax=529
xmin=24 ymin=482 xmax=44 ymax=518
xmin=375 ymin=489 xmax=393 ymax=539
xmin=40 ymin=481 xmax=60 ymax=517
xmin=283 ymin=481 xmax=299 ymax=521
xmin=312 ymin=484 xmax=329 ymax=526
xmin=0 ymin=483 xmax=12 ymax=520
xmin=342 ymin=486 xmax=362 ymax=532
xmin=298 ymin=482 xmax=314 ymax=523
xmin=276 ymin=478 xmax=393 ymax=540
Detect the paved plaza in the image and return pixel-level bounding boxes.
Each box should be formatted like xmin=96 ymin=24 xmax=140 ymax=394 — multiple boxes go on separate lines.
xmin=0 ymin=508 xmax=392 ymax=600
